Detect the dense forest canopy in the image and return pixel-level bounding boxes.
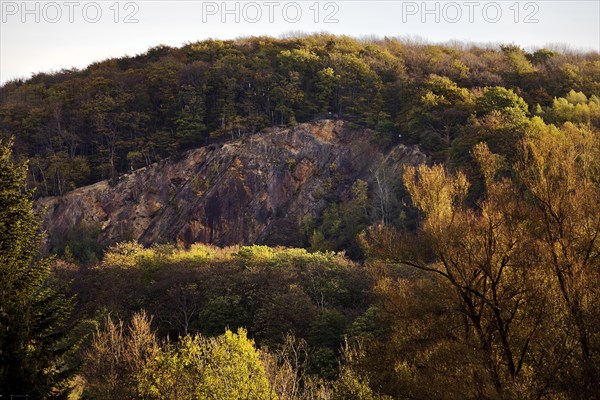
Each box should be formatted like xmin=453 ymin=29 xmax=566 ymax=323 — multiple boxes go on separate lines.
xmin=1 ymin=34 xmax=599 ymax=196
xmin=0 ymin=34 xmax=599 ymax=399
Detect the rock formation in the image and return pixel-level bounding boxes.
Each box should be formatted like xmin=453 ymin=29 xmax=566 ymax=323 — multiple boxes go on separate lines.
xmin=36 ymin=120 xmax=426 ymax=251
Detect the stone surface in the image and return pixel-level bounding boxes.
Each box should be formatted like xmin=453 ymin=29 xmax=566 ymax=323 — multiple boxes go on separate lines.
xmin=36 ymin=120 xmax=427 ymax=250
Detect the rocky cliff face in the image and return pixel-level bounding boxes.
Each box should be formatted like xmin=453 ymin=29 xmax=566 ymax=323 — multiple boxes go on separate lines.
xmin=36 ymin=120 xmax=426 ymax=251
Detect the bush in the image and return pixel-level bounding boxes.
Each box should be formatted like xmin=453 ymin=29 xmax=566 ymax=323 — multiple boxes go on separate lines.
xmin=138 ymin=328 xmax=276 ymax=399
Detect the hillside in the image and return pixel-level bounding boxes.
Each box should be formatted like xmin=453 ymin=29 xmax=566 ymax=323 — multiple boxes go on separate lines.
xmin=1 ymin=34 xmax=599 ymax=399
xmin=2 ymin=35 xmax=599 ymax=199
xmin=36 ymin=120 xmax=425 ymax=254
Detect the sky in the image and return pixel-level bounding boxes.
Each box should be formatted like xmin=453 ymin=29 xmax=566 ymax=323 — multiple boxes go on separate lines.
xmin=1 ymin=0 xmax=599 ymax=84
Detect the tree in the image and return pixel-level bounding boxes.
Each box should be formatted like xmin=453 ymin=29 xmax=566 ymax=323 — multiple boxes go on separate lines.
xmin=332 ymin=341 xmax=391 ymax=400
xmin=450 ymin=88 xmax=531 ymax=180
xmin=82 ymin=311 xmax=159 ymax=398
xmin=399 ymin=149 xmax=556 ymax=397
xmin=475 ymin=86 xmax=529 ymax=121
xmin=500 ymin=45 xmax=536 ymax=76
xmin=406 ymin=74 xmax=474 ymax=160
xmin=360 ymin=131 xmax=599 ymax=398
xmin=2 ymin=36 xmax=598 ymax=197
xmin=328 ymin=52 xmax=383 ymax=123
xmin=175 ymin=84 xmax=207 ymax=148
xmin=527 ymin=48 xmax=558 ymax=66
xmin=260 ymin=334 xmax=331 ymax=400
xmin=543 ymin=91 xmax=600 ymax=127
xmin=138 ymin=328 xmax=276 ymax=399
xmin=0 ymin=137 xmax=79 ymax=398
xmin=517 ymin=123 xmax=600 ymax=397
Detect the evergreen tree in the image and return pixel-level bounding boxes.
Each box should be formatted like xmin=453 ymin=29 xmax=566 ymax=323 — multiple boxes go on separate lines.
xmin=0 ymin=137 xmax=79 ymax=398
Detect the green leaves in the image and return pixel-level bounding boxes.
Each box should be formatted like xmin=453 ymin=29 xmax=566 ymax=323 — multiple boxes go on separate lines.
xmin=0 ymin=138 xmax=80 ymax=398
xmin=2 ymin=35 xmax=599 ymax=198
xmin=139 ymin=328 xmax=276 ymax=400
xmin=476 ymin=86 xmax=529 ymax=120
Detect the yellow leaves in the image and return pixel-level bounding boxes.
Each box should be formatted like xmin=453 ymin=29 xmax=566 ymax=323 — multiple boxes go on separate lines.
xmin=403 ymin=164 xmax=468 ymax=228
xmin=332 ymin=364 xmax=381 ymax=400
xmin=101 ymin=241 xmax=145 ymax=268
xmin=471 ymin=142 xmax=503 ymax=187
xmin=422 ymin=74 xmax=473 ymax=107
xmin=421 ymin=91 xmax=445 ymax=108
xmin=519 ymin=122 xmax=600 ymax=219
xmin=235 ymin=245 xmax=345 ymax=268
xmin=451 ymin=59 xmax=470 ymax=80
xmin=83 ymin=311 xmax=160 ymax=398
xmin=139 ymin=328 xmax=276 ymax=400
xmin=545 ymin=91 xmax=600 ymax=127
xmin=317 ymin=67 xmax=335 ymax=79
xmin=565 ymin=89 xmax=588 ymax=105
xmin=526 ymin=115 xmax=559 ymax=138
xmin=279 ymin=48 xmax=320 ymax=63
xmin=389 ymin=122 xmax=600 ymax=396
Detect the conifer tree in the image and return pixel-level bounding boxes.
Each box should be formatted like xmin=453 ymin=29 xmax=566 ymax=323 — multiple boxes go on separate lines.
xmin=0 ymin=137 xmax=78 ymax=398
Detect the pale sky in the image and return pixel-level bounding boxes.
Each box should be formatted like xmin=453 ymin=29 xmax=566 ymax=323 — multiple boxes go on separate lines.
xmin=1 ymin=0 xmax=599 ymax=84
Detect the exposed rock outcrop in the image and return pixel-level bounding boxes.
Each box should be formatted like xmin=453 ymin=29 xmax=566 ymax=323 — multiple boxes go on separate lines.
xmin=36 ymin=120 xmax=426 ymax=250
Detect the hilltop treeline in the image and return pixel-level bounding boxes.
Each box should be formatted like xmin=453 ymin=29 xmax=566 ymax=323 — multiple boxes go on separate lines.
xmin=1 ymin=34 xmax=599 ymax=195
